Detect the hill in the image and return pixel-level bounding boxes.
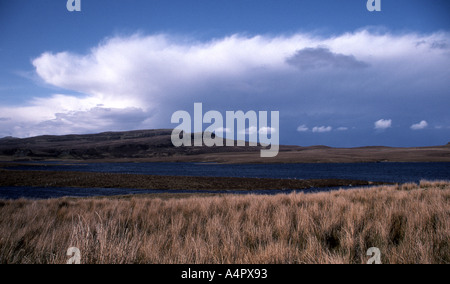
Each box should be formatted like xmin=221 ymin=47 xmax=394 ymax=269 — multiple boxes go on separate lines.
xmin=0 ymin=129 xmax=449 ymax=163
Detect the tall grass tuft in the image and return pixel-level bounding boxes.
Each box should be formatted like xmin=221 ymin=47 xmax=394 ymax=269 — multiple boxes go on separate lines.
xmin=0 ymin=181 xmax=449 ymax=264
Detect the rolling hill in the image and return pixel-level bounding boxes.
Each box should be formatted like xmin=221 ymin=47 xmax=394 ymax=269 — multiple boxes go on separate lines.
xmin=0 ymin=129 xmax=449 ymax=163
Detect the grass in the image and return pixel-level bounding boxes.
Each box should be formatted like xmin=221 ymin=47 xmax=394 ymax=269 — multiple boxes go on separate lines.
xmin=0 ymin=181 xmax=449 ymax=264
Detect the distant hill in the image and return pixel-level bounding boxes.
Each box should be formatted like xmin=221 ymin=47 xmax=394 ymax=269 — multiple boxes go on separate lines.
xmin=0 ymin=129 xmax=267 ymax=160
xmin=0 ymin=129 xmax=449 ymax=163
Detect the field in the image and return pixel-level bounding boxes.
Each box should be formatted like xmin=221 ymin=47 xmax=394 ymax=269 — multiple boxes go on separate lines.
xmin=0 ymin=181 xmax=449 ymax=264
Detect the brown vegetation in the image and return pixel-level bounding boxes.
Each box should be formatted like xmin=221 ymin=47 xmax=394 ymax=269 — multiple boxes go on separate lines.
xmin=0 ymin=169 xmax=385 ymax=191
xmin=0 ymin=181 xmax=449 ymax=264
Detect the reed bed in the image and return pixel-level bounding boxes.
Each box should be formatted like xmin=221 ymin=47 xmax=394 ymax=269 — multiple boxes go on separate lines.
xmin=0 ymin=181 xmax=449 ymax=264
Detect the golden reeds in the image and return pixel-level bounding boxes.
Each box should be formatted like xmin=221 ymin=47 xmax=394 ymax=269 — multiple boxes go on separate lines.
xmin=0 ymin=181 xmax=449 ymax=264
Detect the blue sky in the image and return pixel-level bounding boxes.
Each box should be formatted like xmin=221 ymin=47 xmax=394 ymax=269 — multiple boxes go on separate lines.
xmin=0 ymin=0 xmax=449 ymax=147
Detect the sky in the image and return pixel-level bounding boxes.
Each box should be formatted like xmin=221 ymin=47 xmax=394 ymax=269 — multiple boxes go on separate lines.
xmin=0 ymin=0 xmax=449 ymax=147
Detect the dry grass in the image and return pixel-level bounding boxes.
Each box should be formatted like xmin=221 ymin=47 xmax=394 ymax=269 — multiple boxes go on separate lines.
xmin=0 ymin=181 xmax=449 ymax=264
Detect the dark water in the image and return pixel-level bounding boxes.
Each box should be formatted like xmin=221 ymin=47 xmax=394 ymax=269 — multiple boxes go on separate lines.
xmin=2 ymin=162 xmax=449 ymax=199
xmin=6 ymin=161 xmax=450 ymax=183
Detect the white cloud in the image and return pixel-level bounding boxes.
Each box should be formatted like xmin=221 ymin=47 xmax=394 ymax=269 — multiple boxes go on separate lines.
xmin=259 ymin=127 xmax=276 ymax=135
xmin=374 ymin=119 xmax=392 ymax=130
xmin=1 ymin=30 xmax=450 ymax=138
xmin=299 ymin=125 xmax=345 ymax=133
xmin=239 ymin=126 xmax=258 ymax=135
xmin=312 ymin=126 xmax=333 ymax=133
xmin=411 ymin=120 xmax=428 ymax=130
xmin=297 ymin=125 xmax=309 ymax=132
xmin=239 ymin=126 xmax=276 ymax=136
xmin=215 ymin=127 xmax=231 ymax=134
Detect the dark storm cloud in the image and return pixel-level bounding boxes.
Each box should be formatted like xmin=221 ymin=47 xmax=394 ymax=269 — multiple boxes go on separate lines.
xmin=431 ymin=41 xmax=449 ymax=50
xmin=286 ymin=47 xmax=369 ymax=70
xmin=2 ymin=31 xmax=449 ymax=147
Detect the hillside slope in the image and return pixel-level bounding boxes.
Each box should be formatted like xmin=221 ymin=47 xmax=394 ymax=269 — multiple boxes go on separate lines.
xmin=0 ymin=130 xmax=449 ymax=163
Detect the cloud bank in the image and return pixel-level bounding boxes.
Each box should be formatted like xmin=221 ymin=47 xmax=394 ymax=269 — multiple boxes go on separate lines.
xmin=1 ymin=30 xmax=449 ymax=146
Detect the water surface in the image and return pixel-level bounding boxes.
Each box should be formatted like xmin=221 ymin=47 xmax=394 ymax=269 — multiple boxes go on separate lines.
xmin=2 ymin=162 xmax=449 ymax=199
xmin=7 ymin=162 xmax=450 ymax=183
